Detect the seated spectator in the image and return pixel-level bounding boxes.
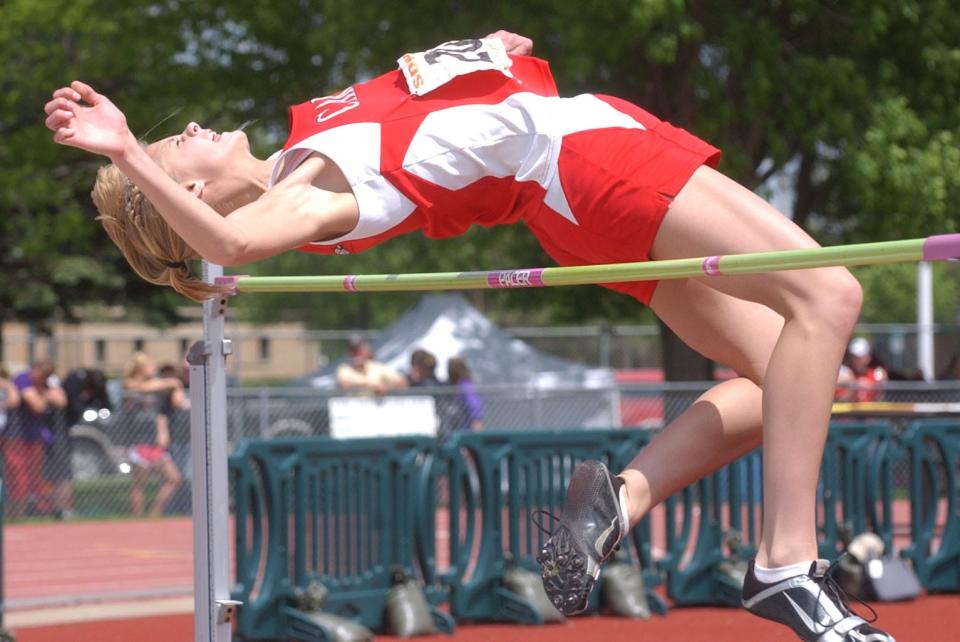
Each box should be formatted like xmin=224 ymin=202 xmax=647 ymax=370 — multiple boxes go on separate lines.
xmin=446 ymin=357 xmax=485 ymax=433
xmin=407 ymin=349 xmax=441 ymax=387
xmin=8 ymin=361 xmax=66 ymax=518
xmin=123 ymin=352 xmax=182 ymax=518
xmin=336 ymin=336 xmax=406 ymax=395
xmin=836 ymin=337 xmax=889 ymax=402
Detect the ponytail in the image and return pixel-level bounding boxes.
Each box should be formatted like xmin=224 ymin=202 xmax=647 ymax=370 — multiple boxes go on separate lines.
xmin=91 ymin=163 xmax=227 ymax=302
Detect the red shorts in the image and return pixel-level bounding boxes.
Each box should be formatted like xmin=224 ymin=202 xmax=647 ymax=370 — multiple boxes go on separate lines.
xmin=524 ymin=96 xmax=720 ymax=304
xmin=3 ymin=438 xmax=52 ymax=502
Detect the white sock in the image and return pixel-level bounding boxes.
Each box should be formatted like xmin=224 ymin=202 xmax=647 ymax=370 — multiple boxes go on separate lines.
xmin=753 ymin=560 xmax=814 ymax=584
xmin=617 ymin=483 xmax=630 ymax=526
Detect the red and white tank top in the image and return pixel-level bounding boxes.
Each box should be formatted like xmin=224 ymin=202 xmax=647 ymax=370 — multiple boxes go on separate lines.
xmin=269 ymin=43 xmax=648 ymax=255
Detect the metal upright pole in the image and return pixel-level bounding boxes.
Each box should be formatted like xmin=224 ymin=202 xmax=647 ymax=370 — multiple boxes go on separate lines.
xmin=917 ymin=261 xmax=935 ymax=381
xmin=188 ymin=261 xmax=240 ymax=642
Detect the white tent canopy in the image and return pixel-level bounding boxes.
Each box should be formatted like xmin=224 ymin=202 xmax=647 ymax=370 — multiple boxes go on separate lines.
xmin=296 ymin=294 xmax=620 ymax=429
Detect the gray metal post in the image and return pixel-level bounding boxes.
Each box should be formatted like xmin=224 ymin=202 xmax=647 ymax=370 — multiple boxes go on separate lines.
xmin=917 ymin=261 xmax=935 ymax=381
xmin=188 ymin=262 xmax=240 ymax=642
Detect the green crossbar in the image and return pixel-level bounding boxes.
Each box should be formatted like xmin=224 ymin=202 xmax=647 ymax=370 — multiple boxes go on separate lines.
xmin=219 ymin=234 xmax=960 ymax=294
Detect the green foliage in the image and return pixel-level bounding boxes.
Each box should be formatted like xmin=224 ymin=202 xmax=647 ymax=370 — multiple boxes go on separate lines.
xmin=3 ymin=0 xmax=958 ymax=332
xmin=852 ymin=262 xmax=960 ymax=323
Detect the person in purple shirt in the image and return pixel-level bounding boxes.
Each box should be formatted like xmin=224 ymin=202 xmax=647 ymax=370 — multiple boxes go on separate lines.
xmin=447 ymin=357 xmax=484 ymax=432
xmin=8 ymin=361 xmax=67 ymax=517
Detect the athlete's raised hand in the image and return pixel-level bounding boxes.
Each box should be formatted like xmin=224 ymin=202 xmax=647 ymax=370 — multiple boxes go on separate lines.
xmin=44 ymin=81 xmax=135 ymax=161
xmin=486 ymin=30 xmax=533 ymax=56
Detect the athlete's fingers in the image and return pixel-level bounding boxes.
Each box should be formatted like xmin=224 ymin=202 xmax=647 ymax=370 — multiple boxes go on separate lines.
xmin=52 ymin=86 xmax=82 ymax=102
xmin=44 ymin=97 xmax=76 ymax=116
xmin=485 ymin=30 xmax=533 ymax=55
xmin=70 ymin=80 xmax=103 ymax=105
xmin=45 ymin=110 xmax=74 ymax=131
xmin=53 ymin=128 xmax=75 ymax=144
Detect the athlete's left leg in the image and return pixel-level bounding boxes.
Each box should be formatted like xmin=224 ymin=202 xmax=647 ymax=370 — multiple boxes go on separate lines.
xmin=642 ymin=166 xmax=893 ymax=641
xmin=617 ymin=277 xmax=780 ymax=524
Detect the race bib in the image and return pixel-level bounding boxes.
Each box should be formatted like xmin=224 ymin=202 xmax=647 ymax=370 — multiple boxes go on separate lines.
xmin=398 ymin=38 xmax=513 ymax=96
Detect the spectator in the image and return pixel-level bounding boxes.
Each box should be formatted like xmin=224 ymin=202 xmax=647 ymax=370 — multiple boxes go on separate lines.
xmin=0 ymin=367 xmax=22 ymax=498
xmin=407 ymin=349 xmax=441 ymax=387
xmin=446 ymin=357 xmax=485 ymax=433
xmin=123 ymin=352 xmax=182 ymax=518
xmin=62 ymin=368 xmax=111 ymax=427
xmin=158 ymin=360 xmax=192 ymax=514
xmin=8 ymin=360 xmax=66 ymax=518
xmin=0 ymin=366 xmax=20 ymax=442
xmin=336 ymin=336 xmax=406 ymax=395
xmin=836 ymin=337 xmax=889 ymax=402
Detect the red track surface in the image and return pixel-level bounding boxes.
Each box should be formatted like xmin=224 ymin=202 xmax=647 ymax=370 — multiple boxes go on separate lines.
xmin=4 ymin=518 xmax=194 ymax=606
xmin=12 ymin=595 xmax=960 ymax=642
xmin=5 ymin=515 xmax=958 ymax=640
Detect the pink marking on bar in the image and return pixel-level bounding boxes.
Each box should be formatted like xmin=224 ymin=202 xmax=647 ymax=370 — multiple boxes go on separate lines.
xmin=214 ymin=275 xmax=242 ymax=295
xmin=343 ymin=275 xmax=358 ymax=292
xmin=488 ymin=268 xmax=544 ymax=288
xmin=702 ymin=256 xmax=723 ymax=276
xmin=922 ymin=234 xmax=960 ymax=261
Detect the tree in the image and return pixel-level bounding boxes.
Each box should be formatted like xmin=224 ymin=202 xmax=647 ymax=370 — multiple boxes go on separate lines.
xmin=5 ymin=1 xmax=958 ymax=346
xmin=0 ymin=0 xmax=229 ymax=351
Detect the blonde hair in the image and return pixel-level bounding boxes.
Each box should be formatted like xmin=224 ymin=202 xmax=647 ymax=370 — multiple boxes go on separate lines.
xmin=124 ymin=351 xmax=154 ymax=382
xmin=91 ymin=163 xmax=225 ymax=302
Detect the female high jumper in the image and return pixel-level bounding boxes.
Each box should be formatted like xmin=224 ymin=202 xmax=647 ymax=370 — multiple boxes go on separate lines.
xmin=44 ymin=30 xmax=893 ymax=641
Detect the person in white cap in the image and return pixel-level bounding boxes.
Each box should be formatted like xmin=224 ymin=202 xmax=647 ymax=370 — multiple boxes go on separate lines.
xmin=837 ymin=337 xmax=888 ymax=402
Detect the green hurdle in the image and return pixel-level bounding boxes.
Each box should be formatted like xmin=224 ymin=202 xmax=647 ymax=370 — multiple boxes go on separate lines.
xmin=228 ymin=419 xmax=959 ymax=636
xmin=230 ymin=436 xmax=454 ymax=640
xmin=818 ymin=421 xmax=900 ymax=557
xmin=442 ymin=429 xmax=665 ymax=623
xmin=660 ymin=451 xmax=763 ymax=607
xmin=901 ymin=420 xmax=960 ymax=592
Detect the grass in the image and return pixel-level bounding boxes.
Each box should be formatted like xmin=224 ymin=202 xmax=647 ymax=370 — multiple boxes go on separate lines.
xmin=4 ymin=476 xmax=191 ymax=523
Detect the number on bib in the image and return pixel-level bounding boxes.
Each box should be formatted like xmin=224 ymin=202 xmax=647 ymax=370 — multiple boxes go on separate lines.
xmin=398 ymin=38 xmax=513 ymax=96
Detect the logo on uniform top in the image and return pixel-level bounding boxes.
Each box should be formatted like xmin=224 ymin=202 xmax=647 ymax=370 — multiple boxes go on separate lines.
xmin=310 ymin=87 xmax=360 ymax=123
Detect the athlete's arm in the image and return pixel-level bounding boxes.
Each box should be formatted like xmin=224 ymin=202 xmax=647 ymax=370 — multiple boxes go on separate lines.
xmin=45 ymin=81 xmax=357 ymax=266
xmin=222 ymin=156 xmax=358 ymax=264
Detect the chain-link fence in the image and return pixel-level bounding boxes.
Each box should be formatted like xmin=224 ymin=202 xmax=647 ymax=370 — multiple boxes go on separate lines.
xmin=2 ymin=379 xmax=959 ymax=521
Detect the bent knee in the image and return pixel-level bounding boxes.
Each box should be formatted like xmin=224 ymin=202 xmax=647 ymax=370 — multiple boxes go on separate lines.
xmin=794 ymin=268 xmax=863 ymax=337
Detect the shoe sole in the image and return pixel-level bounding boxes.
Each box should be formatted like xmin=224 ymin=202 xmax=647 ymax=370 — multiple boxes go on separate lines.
xmin=537 ymin=461 xmax=624 ymax=615
xmin=537 ymin=525 xmax=596 ymax=615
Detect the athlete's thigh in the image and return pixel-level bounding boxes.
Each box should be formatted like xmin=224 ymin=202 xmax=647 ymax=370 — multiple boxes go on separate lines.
xmin=651 ymin=165 xmax=837 ymax=313
xmin=649 ymin=278 xmax=783 ymax=385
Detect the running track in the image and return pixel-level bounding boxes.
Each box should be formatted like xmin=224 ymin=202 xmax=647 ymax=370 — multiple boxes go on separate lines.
xmin=4 ymin=516 xmax=958 ymax=640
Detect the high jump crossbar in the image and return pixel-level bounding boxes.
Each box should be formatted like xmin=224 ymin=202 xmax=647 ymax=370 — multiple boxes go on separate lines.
xmin=188 ymin=232 xmax=958 ymax=642
xmin=216 ymin=234 xmax=960 ymax=294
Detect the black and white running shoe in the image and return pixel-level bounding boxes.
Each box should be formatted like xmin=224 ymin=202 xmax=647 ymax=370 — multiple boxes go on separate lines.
xmin=535 ymin=460 xmax=628 ymax=615
xmin=742 ymin=559 xmax=896 ymax=641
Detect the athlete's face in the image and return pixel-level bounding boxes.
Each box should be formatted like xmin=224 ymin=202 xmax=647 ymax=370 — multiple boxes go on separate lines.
xmin=147 ymin=121 xmax=252 ymax=200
